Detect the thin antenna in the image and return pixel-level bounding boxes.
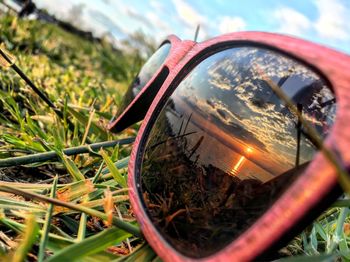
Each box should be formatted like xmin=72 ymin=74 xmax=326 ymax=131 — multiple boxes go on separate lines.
xmin=194 ymin=24 xmax=200 ymax=42
xmin=295 ymin=103 xmax=303 ymax=167
xmin=0 ymin=47 xmax=59 ymax=115
xmin=0 ymin=46 xmax=88 ymax=141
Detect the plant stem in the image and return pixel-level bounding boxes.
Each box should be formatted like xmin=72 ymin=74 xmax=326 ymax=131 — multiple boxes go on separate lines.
xmin=0 ymin=48 xmax=89 ymax=141
xmin=11 ymin=63 xmax=59 ymax=114
xmin=0 ymin=137 xmax=135 ymax=167
xmin=1 ymin=47 xmax=61 ymax=118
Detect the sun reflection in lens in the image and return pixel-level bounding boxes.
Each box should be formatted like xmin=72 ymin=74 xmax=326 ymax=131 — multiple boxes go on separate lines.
xmin=231 ymin=156 xmax=245 ymax=176
xmin=230 ymin=146 xmax=254 ymax=176
xmin=245 ymin=146 xmax=253 ymax=154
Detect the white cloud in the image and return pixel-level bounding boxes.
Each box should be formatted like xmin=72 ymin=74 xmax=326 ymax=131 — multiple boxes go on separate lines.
xmin=171 ymin=0 xmax=206 ymax=27
xmin=171 ymin=0 xmax=213 ymax=40
xmin=273 ymin=7 xmax=312 ymax=36
xmin=145 ymin=11 xmax=173 ymax=39
xmin=150 ymin=0 xmax=165 ymax=13
xmin=146 ymin=12 xmax=171 ymax=32
xmin=218 ymin=16 xmax=246 ymax=34
xmin=273 ymin=1 xmax=350 ymax=43
xmin=34 ymin=0 xmax=75 ymax=17
xmin=314 ymin=0 xmax=350 ymax=41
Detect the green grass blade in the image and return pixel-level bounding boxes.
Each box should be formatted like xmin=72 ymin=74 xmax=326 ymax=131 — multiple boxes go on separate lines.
xmin=77 ymin=213 xmax=87 ymax=241
xmin=46 ymin=227 xmax=130 ymax=262
xmin=335 ymin=208 xmax=348 ymax=238
xmin=314 ymin=222 xmax=327 ymax=242
xmin=38 ymin=176 xmax=58 ymax=262
xmin=114 ymin=244 xmax=157 ymax=262
xmin=152 ymin=257 xmax=163 ymax=262
xmin=59 ymin=216 xmax=80 ymax=234
xmin=62 ymin=155 xmax=85 ymax=181
xmin=339 ymin=238 xmax=350 ymax=260
xmin=151 ymin=257 xmax=163 ymax=262
xmin=92 ymin=161 xmax=105 ymax=183
xmin=0 ymin=215 xmax=75 ymax=251
xmin=11 ymin=214 xmax=40 ymax=262
xmin=0 ymin=185 xmax=141 ymax=237
xmin=276 ymin=253 xmax=336 ymax=262
xmin=79 ymin=251 xmax=120 ymax=261
xmin=68 ymin=107 xmax=108 ymax=140
xmin=100 ymin=156 xmax=129 ymax=177
xmin=332 ymin=199 xmax=350 ymax=207
xmin=100 ymin=149 xmax=127 ymax=188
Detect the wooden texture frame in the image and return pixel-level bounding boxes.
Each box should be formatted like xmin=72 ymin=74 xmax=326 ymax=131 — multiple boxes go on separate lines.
xmin=122 ymin=32 xmax=350 ymax=261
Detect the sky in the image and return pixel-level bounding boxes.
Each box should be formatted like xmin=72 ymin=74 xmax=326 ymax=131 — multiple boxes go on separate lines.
xmin=33 ymin=0 xmax=350 ymax=55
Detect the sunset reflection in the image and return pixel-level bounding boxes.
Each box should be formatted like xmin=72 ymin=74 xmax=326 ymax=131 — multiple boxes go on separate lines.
xmin=230 ymin=146 xmax=253 ymax=176
xmin=231 ymin=155 xmax=246 ymax=176
xmin=246 ymin=146 xmax=253 ymax=154
xmin=140 ymin=46 xmax=336 ymax=258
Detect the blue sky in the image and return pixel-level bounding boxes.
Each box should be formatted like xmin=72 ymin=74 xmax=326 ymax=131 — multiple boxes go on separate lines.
xmin=34 ymin=0 xmax=350 ymax=54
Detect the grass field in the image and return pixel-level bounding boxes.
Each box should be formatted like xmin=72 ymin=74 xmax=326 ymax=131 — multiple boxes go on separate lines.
xmin=0 ymin=13 xmax=350 ymax=261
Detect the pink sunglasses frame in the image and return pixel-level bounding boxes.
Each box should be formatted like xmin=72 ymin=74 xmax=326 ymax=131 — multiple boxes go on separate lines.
xmin=111 ymin=32 xmax=350 ymax=261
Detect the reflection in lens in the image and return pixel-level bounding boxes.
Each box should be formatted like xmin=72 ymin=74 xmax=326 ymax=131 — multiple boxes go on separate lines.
xmin=115 ymin=43 xmax=171 ymax=118
xmin=139 ymin=47 xmax=336 ymax=258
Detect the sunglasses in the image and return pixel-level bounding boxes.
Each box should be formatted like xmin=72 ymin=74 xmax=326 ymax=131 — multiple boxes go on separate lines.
xmin=108 ymin=32 xmax=350 ymax=261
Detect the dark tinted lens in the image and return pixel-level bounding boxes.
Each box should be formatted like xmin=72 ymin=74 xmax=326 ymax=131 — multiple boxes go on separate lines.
xmin=116 ymin=43 xmax=171 ymax=116
xmin=138 ymin=46 xmax=336 ymax=258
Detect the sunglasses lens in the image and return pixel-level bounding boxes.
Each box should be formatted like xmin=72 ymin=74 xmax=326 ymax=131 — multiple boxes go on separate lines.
xmin=115 ymin=43 xmax=171 ymax=118
xmin=138 ymin=46 xmax=336 ymax=258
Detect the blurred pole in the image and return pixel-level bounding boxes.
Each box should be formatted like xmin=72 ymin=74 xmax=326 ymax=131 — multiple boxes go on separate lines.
xmin=194 ymin=25 xmax=200 ymax=42
xmin=295 ymin=103 xmax=303 ymax=167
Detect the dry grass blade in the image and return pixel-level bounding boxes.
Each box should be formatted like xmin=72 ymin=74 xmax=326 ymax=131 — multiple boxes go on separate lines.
xmin=80 ymin=195 xmax=129 ymax=210
xmin=103 ymin=188 xmax=114 ymax=227
xmin=81 ymin=108 xmax=96 ymax=145
xmin=68 ymin=107 xmax=108 ymax=140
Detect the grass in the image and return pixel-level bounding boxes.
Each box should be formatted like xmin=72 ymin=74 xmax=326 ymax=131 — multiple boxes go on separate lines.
xmin=0 ymin=12 xmax=350 ymax=262
xmin=0 ymin=13 xmax=151 ymax=261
